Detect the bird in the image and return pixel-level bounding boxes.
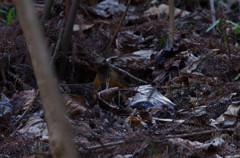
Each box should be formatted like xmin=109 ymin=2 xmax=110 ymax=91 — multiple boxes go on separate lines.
xmin=93 ymin=57 xmax=122 ymax=91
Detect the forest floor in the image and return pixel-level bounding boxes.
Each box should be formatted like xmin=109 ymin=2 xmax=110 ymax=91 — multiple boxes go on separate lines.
xmin=0 ymin=0 xmax=240 ymax=157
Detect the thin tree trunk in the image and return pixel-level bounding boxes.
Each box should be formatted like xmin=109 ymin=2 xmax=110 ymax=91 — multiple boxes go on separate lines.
xmin=209 ymin=0 xmax=217 ymax=35
xmin=13 ymin=0 xmax=79 ymax=157
xmin=59 ymin=0 xmax=81 ymax=80
xmin=41 ymin=0 xmax=54 ymax=21
xmin=168 ymin=0 xmax=175 ymax=47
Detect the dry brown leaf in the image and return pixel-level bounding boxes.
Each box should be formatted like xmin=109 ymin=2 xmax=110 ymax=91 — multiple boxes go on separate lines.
xmin=125 ymin=115 xmax=147 ymax=129
xmin=64 ymin=94 xmax=89 ymax=115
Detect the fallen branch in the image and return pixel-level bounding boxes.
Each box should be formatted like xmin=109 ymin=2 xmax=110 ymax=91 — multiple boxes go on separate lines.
xmin=84 ymin=140 xmax=125 ymax=150
xmin=166 ymin=128 xmax=234 ymax=138
xmin=79 ymin=138 xmax=144 ymax=151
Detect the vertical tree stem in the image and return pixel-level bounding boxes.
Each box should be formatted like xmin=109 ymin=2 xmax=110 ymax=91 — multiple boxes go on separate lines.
xmin=168 ymin=0 xmax=175 ymax=47
xmin=14 ymin=0 xmax=79 ymax=157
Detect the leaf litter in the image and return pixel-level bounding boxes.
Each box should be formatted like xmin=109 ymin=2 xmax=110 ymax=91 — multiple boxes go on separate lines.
xmin=0 ymin=0 xmax=240 ymax=157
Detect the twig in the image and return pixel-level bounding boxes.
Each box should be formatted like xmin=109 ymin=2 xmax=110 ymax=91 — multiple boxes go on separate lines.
xmin=77 ymin=132 xmax=105 ymax=150
xmin=166 ymin=128 xmax=234 ymax=138
xmin=79 ymin=136 xmax=145 ymax=152
xmin=111 ymin=65 xmax=148 ymax=84
xmin=81 ymin=140 xmax=125 ymax=151
xmin=104 ymin=0 xmax=132 ymax=54
xmin=79 ymin=139 xmax=139 ymax=151
xmin=50 ymin=28 xmax=64 ymax=65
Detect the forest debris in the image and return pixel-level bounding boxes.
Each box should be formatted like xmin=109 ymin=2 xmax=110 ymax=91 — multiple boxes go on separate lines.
xmin=144 ymin=4 xmax=190 ymax=18
xmin=210 ymin=101 xmax=240 ymax=127
xmin=128 ymin=85 xmax=176 ymax=110
xmin=18 ymin=116 xmax=48 ymax=138
xmin=153 ymin=117 xmax=184 ymax=123
xmin=1 ymin=0 xmax=240 ymax=157
xmin=169 ymin=137 xmax=224 ymax=151
xmin=97 ymin=87 xmax=119 ymax=110
xmin=111 ymin=65 xmax=148 ymax=84
xmin=0 ymin=101 xmax=12 ymax=131
xmin=225 ymin=154 xmax=240 ymax=158
xmin=166 ymin=128 xmax=234 ymax=138
xmin=105 ymin=0 xmax=132 ymax=55
xmin=10 ymin=89 xmax=36 ymax=112
xmin=125 ymin=115 xmax=147 ymax=129
xmin=98 ymin=87 xmax=119 ymax=103
xmin=64 ymin=94 xmax=89 ymax=116
xmin=109 ymin=49 xmax=156 ymax=70
xmin=73 ymin=24 xmax=94 ymax=32
xmin=116 ymin=31 xmax=144 ymax=49
xmin=95 ymin=0 xmax=127 ymax=17
xmin=155 ymin=46 xmax=186 ymax=69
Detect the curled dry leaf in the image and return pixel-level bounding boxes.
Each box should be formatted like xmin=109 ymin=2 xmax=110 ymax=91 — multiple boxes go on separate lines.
xmin=63 ymin=94 xmax=89 ymax=116
xmin=0 ymin=102 xmax=12 ymax=131
xmin=18 ymin=116 xmax=48 ymax=138
xmin=116 ymin=31 xmax=144 ymax=49
xmin=144 ymin=4 xmax=190 ymax=18
xmin=109 ymin=50 xmax=156 ymax=68
xmin=73 ymin=24 xmax=94 ymax=32
xmin=169 ymin=137 xmax=224 ymax=151
xmin=125 ymin=115 xmax=147 ymax=129
xmin=10 ymin=89 xmax=36 ymax=112
xmin=95 ymin=0 xmax=126 ymax=17
xmin=98 ymin=87 xmax=119 ymax=103
xmin=210 ymin=101 xmax=240 ymax=127
xmin=96 ymin=87 xmax=119 ymax=110
xmin=128 ymin=85 xmax=176 ymax=110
